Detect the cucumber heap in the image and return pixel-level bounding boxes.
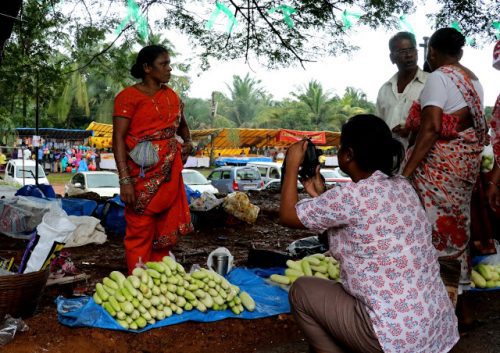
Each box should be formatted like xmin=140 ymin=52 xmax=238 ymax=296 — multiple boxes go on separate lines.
xmin=471 ymin=263 xmax=500 ymax=289
xmin=269 ymin=253 xmax=340 ymax=285
xmin=93 ymin=256 xmax=255 ymax=330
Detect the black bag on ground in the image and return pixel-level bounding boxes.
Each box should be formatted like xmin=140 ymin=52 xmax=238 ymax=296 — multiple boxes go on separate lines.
xmin=287 ymin=233 xmax=328 ymax=258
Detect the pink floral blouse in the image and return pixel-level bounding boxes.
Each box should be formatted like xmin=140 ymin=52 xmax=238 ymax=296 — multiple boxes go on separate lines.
xmin=296 ymin=171 xmax=459 ymax=353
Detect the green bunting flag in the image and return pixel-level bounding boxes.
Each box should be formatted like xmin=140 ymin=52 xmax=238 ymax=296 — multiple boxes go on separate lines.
xmin=268 ymin=5 xmax=297 ymax=28
xmin=493 ymin=21 xmax=500 ymax=40
xmin=115 ymin=0 xmax=149 ymax=41
xmin=341 ymin=10 xmax=362 ymax=31
xmin=205 ymin=2 xmax=238 ymax=33
xmin=399 ymin=15 xmax=415 ymax=35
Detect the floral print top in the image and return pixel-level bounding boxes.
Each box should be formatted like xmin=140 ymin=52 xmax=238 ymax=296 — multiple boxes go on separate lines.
xmin=296 ymin=171 xmax=459 ymax=353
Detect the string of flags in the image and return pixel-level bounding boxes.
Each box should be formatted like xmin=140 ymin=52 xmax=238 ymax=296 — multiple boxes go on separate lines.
xmin=205 ymin=2 xmax=238 ymax=33
xmin=268 ymin=5 xmax=297 ymax=28
xmin=113 ymin=1 xmax=498 ymax=44
xmin=115 ymin=0 xmax=149 ymax=41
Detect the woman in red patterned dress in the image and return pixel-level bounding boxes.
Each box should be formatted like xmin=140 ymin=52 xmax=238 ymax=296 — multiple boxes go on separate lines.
xmin=112 ymin=45 xmax=193 ymax=273
xmin=402 ymin=28 xmax=488 ymax=326
xmin=486 ymin=40 xmax=500 ymax=211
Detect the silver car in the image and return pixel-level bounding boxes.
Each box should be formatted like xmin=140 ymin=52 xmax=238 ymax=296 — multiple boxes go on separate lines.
xmin=207 ymin=166 xmax=264 ymax=193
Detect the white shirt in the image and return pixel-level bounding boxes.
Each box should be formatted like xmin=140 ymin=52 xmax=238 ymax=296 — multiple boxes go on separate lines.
xmin=296 ymin=171 xmax=459 ymax=353
xmin=419 ymin=70 xmax=484 ymax=114
xmin=376 ymin=68 xmax=429 ymax=130
xmin=23 ymin=149 xmax=31 ymax=160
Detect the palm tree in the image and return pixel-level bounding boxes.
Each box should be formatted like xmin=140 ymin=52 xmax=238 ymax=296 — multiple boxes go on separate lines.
xmin=225 ymin=74 xmax=267 ymax=127
xmin=292 ymin=80 xmax=332 ymax=128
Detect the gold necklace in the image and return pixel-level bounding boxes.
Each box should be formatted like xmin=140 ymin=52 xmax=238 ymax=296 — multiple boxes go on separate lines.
xmin=151 ymin=90 xmax=171 ymax=120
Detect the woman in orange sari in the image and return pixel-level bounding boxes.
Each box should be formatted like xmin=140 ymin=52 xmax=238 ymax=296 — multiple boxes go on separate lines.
xmin=113 ymin=45 xmax=193 ymax=273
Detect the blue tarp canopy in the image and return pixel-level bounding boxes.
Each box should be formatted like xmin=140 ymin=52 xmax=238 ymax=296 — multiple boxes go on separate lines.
xmin=214 ymin=156 xmax=273 ymax=167
xmin=15 ymin=128 xmax=93 ymax=141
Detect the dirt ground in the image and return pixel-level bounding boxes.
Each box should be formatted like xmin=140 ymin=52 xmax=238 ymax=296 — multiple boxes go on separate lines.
xmin=1 ymin=188 xmax=500 ymax=353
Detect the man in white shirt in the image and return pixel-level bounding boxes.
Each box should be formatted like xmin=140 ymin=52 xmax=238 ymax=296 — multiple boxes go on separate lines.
xmin=23 ymin=147 xmax=31 ymax=160
xmin=376 ymin=32 xmax=428 ymax=148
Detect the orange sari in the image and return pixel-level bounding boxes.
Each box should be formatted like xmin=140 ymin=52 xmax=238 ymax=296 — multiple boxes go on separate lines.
xmin=113 ymin=85 xmax=192 ymax=272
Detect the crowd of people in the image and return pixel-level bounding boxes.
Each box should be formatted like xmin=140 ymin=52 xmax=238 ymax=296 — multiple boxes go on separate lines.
xmin=0 ymin=145 xmax=104 ymax=173
xmin=108 ymin=27 xmax=498 ymax=353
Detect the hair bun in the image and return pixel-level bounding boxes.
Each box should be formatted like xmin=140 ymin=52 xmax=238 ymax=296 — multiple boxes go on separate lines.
xmin=130 ymin=63 xmax=143 ymax=79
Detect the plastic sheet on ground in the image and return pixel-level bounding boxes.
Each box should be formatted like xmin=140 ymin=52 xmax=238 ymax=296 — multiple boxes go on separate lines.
xmin=56 ymin=268 xmax=288 ymax=332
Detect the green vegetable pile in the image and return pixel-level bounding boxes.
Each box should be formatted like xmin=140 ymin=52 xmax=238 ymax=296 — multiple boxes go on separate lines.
xmin=481 ymin=154 xmax=494 ymax=172
xmin=93 ymin=256 xmax=255 ymax=330
xmin=269 ymin=253 xmax=340 ymax=286
xmin=471 ymin=263 xmax=500 ymax=289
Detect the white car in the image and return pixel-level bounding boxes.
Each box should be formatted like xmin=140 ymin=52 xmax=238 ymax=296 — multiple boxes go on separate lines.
xmin=65 ymin=171 xmax=120 ymax=197
xmin=246 ymin=162 xmax=282 ymax=184
xmin=320 ymin=167 xmax=352 ymax=186
xmin=182 ymin=169 xmax=218 ymax=194
xmin=4 ymin=159 xmax=50 ymax=186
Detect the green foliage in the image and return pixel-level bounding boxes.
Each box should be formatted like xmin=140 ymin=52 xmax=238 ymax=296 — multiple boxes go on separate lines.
xmin=182 ymin=80 xmax=376 ymax=132
xmin=225 ymin=74 xmax=268 ymax=127
xmin=0 ymin=0 xmax=439 ymax=132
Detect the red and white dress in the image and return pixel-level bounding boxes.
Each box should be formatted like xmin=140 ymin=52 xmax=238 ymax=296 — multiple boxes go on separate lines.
xmin=296 ymin=171 xmax=459 ymax=353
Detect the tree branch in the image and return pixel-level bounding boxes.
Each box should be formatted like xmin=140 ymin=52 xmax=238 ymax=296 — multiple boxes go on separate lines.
xmin=250 ymin=0 xmax=310 ymax=68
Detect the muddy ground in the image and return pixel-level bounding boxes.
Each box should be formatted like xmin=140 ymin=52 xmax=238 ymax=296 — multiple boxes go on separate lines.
xmin=1 ymin=189 xmax=500 ymax=353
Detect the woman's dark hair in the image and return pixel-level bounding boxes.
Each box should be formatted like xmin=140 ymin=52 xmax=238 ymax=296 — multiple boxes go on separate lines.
xmin=340 ymin=114 xmax=403 ymax=176
xmin=429 ymin=27 xmax=465 ymax=58
xmin=130 ymin=45 xmax=169 ymax=79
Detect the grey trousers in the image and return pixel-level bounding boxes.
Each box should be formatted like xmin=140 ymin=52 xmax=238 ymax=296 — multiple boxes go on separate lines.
xmin=289 ymin=277 xmax=383 ymax=353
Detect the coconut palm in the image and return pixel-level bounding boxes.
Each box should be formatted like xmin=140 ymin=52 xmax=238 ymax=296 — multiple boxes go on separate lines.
xmin=225 ymin=74 xmax=267 ymax=127
xmin=292 ymin=80 xmax=332 ymax=129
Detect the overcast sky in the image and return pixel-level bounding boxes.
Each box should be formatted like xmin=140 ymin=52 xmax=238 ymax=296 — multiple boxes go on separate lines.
xmin=165 ymin=5 xmax=498 ymax=106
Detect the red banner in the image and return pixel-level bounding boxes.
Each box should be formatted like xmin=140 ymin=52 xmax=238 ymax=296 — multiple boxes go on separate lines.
xmin=277 ymin=129 xmax=326 ymax=144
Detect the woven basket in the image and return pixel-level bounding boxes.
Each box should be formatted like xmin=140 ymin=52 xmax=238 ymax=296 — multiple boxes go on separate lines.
xmin=0 ymin=268 xmax=50 ymax=319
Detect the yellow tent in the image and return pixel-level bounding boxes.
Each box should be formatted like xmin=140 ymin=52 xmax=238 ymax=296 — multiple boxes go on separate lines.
xmin=84 ymin=123 xmax=341 ymax=150
xmin=191 ymin=128 xmax=340 ymax=149
xmin=86 ymin=122 xmax=113 ymax=149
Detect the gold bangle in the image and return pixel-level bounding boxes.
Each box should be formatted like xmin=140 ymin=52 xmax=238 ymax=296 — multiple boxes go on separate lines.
xmin=119 ymin=176 xmax=134 ymax=185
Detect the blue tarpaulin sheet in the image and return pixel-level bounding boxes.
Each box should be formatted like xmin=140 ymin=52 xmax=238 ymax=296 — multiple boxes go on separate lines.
xmin=56 ymin=268 xmax=289 ymax=332
xmin=214 ymin=157 xmax=273 ymax=167
xmin=61 ymin=198 xmax=97 ymax=216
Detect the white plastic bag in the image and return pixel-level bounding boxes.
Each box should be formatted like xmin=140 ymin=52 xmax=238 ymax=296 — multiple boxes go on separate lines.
xmin=23 ymin=205 xmax=76 ymax=273
xmin=478 ymin=240 xmax=500 ymax=265
xmin=207 ymin=247 xmax=234 ymax=274
xmin=189 ymin=192 xmax=224 ymax=211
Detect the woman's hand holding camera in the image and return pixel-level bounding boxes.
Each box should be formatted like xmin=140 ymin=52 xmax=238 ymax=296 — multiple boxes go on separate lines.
xmin=285 ymin=140 xmax=308 ymax=168
xmin=301 ymin=165 xmax=326 ymax=197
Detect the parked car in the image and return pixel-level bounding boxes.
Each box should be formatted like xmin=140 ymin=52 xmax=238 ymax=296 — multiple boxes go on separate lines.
xmin=320 ymin=167 xmax=352 ymax=186
xmin=207 ymin=166 xmax=264 ymax=193
xmin=65 ymin=171 xmax=120 ymax=197
xmin=246 ymin=162 xmax=282 ymax=184
xmin=182 ymin=169 xmax=218 ymax=194
xmin=3 ymin=159 xmax=50 ymax=186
